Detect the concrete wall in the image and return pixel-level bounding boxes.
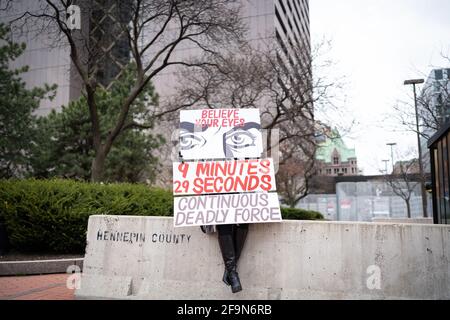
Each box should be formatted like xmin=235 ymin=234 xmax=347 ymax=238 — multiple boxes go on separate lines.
xmin=0 ymin=258 xmax=83 ymax=276
xmin=372 ymin=218 xmax=434 ymax=224
xmin=75 ymin=215 xmax=450 ymax=300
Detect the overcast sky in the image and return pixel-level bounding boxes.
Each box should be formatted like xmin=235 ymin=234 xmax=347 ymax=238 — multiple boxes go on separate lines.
xmin=310 ymin=0 xmax=450 ymax=175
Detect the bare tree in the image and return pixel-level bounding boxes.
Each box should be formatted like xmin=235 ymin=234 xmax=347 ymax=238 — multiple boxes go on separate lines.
xmin=4 ymin=0 xmax=245 ymax=181
xmin=384 ymin=151 xmax=422 ymax=218
xmin=0 ymin=0 xmax=12 ymax=11
xmin=391 ymin=52 xmax=450 ymax=140
xmin=169 ymin=39 xmax=345 ymax=204
xmin=277 ymin=146 xmax=316 ymax=208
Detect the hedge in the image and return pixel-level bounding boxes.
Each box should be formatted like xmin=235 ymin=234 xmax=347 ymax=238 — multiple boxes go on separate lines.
xmin=0 ymin=179 xmax=323 ymax=254
xmin=281 ymin=207 xmax=324 ymax=221
xmin=0 ymin=179 xmax=172 ymax=253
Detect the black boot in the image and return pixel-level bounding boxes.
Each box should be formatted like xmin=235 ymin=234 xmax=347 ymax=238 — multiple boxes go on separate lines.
xmin=222 ymin=269 xmax=231 ymax=286
xmin=234 ymin=224 xmax=248 ymax=261
xmin=222 ymin=224 xmax=248 ymax=286
xmin=218 ymin=231 xmax=242 ymax=293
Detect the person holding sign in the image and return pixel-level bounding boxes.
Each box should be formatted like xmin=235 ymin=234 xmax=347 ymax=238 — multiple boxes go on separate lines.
xmin=175 ymin=108 xmax=282 ymax=294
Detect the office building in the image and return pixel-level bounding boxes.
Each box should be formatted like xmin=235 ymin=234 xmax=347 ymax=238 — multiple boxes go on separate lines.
xmin=1 ymin=0 xmax=311 ymax=114
xmin=151 ymin=0 xmax=311 ymax=103
xmin=0 ymin=1 xmax=75 ymax=115
xmin=420 ymin=68 xmax=450 ymax=173
xmin=428 ymin=120 xmax=450 ymax=224
xmin=2 ymin=0 xmax=312 ymax=185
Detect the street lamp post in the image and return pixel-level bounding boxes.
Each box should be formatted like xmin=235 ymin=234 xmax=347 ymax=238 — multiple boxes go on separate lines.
xmin=386 ymin=143 xmax=397 ymax=173
xmin=386 ymin=144 xmax=396 ymax=218
xmin=404 ymin=78 xmax=427 ymax=218
xmin=382 ymin=160 xmax=389 ymax=174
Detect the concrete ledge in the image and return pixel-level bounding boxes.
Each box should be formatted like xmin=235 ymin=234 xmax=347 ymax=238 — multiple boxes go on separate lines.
xmin=371 ymin=218 xmax=434 ymax=224
xmin=0 ymin=258 xmax=83 ymax=276
xmin=76 ymin=215 xmax=450 ymax=300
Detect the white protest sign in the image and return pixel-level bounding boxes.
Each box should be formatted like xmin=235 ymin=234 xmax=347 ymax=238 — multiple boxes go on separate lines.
xmin=173 ymin=158 xmax=276 ymax=196
xmin=173 ymin=193 xmax=282 ymax=227
xmin=179 ymin=109 xmax=263 ymax=160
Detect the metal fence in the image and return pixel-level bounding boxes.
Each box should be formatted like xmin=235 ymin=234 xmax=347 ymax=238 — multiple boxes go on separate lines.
xmin=297 ymin=181 xmax=431 ymax=222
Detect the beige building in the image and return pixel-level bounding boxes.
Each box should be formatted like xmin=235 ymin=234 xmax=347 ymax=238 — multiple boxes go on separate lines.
xmin=316 ymin=129 xmax=359 ymax=177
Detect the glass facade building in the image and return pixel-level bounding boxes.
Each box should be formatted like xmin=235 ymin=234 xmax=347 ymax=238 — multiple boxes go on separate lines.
xmin=429 ymin=121 xmax=450 ymax=224
xmin=420 ymin=68 xmax=450 ymax=174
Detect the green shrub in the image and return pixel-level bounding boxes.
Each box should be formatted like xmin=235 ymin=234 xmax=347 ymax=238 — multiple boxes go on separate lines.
xmin=280 ymin=207 xmax=324 ymax=221
xmin=0 ymin=179 xmax=173 ymax=253
xmin=0 ymin=179 xmax=324 ymax=254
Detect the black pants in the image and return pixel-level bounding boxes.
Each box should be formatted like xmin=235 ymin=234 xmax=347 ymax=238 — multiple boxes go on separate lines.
xmin=216 ymin=224 xmax=249 ymax=264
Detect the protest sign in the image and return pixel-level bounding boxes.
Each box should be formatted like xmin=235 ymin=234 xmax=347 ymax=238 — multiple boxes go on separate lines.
xmin=174 ymin=193 xmax=282 ymax=227
xmin=173 ymin=108 xmax=282 ymax=228
xmin=173 ymin=158 xmax=277 ymax=195
xmin=179 ymin=108 xmax=263 ymax=160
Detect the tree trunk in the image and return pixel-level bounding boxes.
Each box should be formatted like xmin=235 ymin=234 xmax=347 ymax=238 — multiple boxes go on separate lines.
xmin=406 ymin=199 xmax=411 ymax=219
xmin=91 ymin=150 xmax=107 ymax=182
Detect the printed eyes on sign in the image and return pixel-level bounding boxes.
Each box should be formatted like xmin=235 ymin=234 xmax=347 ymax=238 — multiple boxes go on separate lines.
xmin=225 ymin=130 xmax=256 ymax=149
xmin=180 ymin=132 xmax=205 ymax=150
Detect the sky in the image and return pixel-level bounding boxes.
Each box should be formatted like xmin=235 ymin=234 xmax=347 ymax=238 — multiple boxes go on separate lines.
xmin=310 ymin=0 xmax=450 ymax=175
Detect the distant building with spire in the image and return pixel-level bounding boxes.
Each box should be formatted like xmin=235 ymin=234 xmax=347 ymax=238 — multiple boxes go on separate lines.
xmin=315 ymin=128 xmax=359 ymax=176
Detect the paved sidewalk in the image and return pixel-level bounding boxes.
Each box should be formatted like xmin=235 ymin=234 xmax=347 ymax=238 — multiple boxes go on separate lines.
xmin=0 ymin=274 xmax=75 ymax=300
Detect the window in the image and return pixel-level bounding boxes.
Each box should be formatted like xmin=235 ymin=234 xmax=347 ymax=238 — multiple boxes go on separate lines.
xmin=435 ymin=69 xmax=443 ymax=80
xmin=343 ymin=168 xmax=348 ymax=174
xmin=278 ymin=0 xmax=287 ymax=16
xmin=352 ymin=168 xmax=355 ymax=174
xmin=326 ymin=169 xmax=332 ymax=175
xmin=333 ymin=157 xmax=339 ymax=165
xmin=334 ymin=168 xmax=339 ymax=174
xmin=275 ymin=8 xmax=288 ymax=36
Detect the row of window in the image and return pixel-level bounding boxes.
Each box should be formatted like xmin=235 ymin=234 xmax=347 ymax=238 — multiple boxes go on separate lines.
xmin=275 ymin=30 xmax=311 ymax=88
xmin=283 ymin=0 xmax=310 ymax=41
xmin=321 ymin=167 xmax=357 ymax=175
xmin=294 ymin=0 xmax=310 ymax=36
xmin=332 ymin=156 xmax=357 ymax=165
xmin=434 ymin=69 xmax=450 ymax=81
xmin=275 ymin=0 xmax=311 ymax=54
xmin=274 ymin=6 xmax=311 ymax=81
xmin=275 ymin=28 xmax=311 ymax=91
